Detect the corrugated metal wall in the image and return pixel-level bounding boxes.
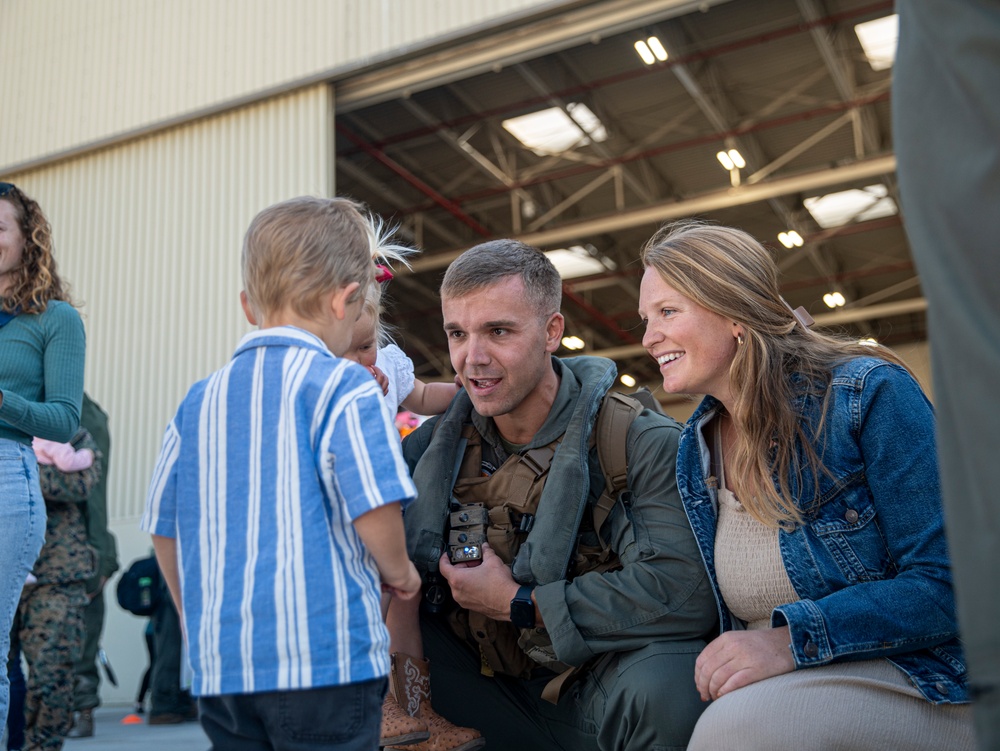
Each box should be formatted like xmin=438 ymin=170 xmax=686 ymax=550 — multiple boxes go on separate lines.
xmin=0 ymin=0 xmax=567 ymax=170
xmin=6 ymin=84 xmax=335 ymax=522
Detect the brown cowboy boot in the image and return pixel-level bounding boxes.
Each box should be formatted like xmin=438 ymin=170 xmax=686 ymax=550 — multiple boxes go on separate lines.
xmin=386 ymin=652 xmax=485 ymax=751
xmin=381 ymin=688 xmax=430 ymax=747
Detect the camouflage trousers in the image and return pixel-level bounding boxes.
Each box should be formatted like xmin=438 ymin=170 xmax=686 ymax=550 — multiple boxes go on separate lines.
xmin=17 ymin=581 xmax=87 ymax=751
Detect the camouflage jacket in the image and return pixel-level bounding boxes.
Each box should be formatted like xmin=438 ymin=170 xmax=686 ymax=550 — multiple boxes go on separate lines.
xmin=32 ymin=428 xmax=101 ymax=585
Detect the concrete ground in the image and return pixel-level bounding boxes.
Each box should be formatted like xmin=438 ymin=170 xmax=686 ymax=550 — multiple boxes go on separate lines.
xmin=61 ymin=705 xmax=209 ymax=750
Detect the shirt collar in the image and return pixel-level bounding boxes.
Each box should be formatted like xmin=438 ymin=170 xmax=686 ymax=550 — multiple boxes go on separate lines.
xmin=233 ymin=326 xmax=332 ymax=357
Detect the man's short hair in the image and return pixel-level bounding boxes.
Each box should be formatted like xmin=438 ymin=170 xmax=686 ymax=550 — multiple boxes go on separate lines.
xmin=241 ymin=196 xmax=374 ymax=319
xmin=440 ymin=239 xmax=562 ymax=317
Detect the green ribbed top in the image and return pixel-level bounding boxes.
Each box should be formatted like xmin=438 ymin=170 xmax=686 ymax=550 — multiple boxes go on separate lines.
xmin=0 ymin=300 xmax=86 ymax=444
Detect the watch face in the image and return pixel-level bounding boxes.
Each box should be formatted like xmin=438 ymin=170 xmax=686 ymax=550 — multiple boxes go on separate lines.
xmin=510 ymin=588 xmax=535 ymax=629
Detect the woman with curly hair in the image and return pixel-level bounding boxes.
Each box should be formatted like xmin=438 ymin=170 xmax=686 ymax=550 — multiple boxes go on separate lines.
xmin=0 ymin=181 xmax=85 ymax=728
xmin=638 ymin=220 xmax=974 ymax=749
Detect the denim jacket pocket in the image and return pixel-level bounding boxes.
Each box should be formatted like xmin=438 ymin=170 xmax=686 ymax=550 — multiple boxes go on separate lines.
xmin=809 ymin=489 xmax=894 ymax=584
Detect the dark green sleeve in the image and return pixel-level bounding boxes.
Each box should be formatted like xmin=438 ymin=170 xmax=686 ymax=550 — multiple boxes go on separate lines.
xmin=535 ymin=412 xmax=717 ymax=666
xmin=81 ymin=394 xmax=120 ymax=578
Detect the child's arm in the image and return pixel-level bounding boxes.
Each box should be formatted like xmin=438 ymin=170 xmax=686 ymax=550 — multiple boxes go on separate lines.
xmin=151 ymin=534 xmax=184 ymax=618
xmin=353 ymin=504 xmax=421 ymax=601
xmin=401 ymin=378 xmax=460 ymax=416
xmin=369 ymin=365 xmax=390 ymax=397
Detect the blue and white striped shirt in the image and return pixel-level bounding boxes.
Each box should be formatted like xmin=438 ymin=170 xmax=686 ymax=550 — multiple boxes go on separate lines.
xmin=141 ymin=326 xmax=416 ymax=696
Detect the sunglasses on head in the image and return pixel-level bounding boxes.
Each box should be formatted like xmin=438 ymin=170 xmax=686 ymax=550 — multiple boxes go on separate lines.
xmin=0 ymin=182 xmax=28 ymax=214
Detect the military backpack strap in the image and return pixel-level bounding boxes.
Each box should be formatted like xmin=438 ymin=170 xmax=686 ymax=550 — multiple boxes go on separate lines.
xmin=592 ymin=391 xmax=644 ymax=539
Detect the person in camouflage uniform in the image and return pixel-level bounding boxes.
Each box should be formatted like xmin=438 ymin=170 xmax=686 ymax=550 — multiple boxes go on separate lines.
xmin=67 ymin=394 xmax=119 ymax=739
xmin=15 ymin=427 xmax=100 ymax=751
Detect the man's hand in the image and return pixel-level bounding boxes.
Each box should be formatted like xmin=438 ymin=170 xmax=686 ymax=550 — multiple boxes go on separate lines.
xmin=694 ymin=626 xmax=796 ymax=701
xmin=439 ymin=543 xmax=519 ymax=621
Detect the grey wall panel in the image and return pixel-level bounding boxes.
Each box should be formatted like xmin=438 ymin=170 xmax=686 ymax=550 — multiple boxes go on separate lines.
xmin=6 ymin=84 xmax=334 ymax=524
xmin=0 ymin=0 xmax=568 ymax=170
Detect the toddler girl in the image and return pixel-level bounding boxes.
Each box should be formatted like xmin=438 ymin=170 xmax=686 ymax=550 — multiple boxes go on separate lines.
xmin=342 ymin=220 xmax=483 ymax=751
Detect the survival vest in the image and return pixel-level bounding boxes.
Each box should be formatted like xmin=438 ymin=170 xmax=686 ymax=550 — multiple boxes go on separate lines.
xmin=444 ymin=391 xmax=644 ymax=689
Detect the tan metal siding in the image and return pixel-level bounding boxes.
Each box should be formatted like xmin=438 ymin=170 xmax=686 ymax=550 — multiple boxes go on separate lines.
xmin=5 ymin=84 xmax=334 ymax=523
xmin=0 ymin=0 xmax=565 ymax=170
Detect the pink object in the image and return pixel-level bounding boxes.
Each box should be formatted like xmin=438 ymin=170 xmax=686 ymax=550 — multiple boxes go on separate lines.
xmin=32 ymin=437 xmax=95 ymax=472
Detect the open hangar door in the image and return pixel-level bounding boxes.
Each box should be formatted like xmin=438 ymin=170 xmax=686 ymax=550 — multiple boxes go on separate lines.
xmin=333 ymin=0 xmax=916 ymax=408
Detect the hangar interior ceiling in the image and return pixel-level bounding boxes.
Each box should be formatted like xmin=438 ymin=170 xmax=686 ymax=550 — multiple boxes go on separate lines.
xmin=335 ymin=0 xmax=914 ymax=399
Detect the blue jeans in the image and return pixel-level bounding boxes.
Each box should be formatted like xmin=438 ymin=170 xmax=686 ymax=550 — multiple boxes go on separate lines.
xmin=0 ymin=439 xmax=46 ymax=730
xmin=198 ymin=680 xmax=386 ymax=751
xmin=5 ymin=636 xmax=25 ymax=750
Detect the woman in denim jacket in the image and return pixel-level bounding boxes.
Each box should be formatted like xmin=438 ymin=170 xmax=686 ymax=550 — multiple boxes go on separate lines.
xmin=637 ymin=221 xmax=973 ymax=749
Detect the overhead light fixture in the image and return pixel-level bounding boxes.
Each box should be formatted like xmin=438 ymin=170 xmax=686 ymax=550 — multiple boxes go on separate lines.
xmin=620 ymin=374 xmax=637 ymax=388
xmin=647 ymin=36 xmax=668 ymax=62
xmin=778 ymin=230 xmax=804 ymax=249
xmin=634 ymin=36 xmax=667 ymax=65
xmin=634 ymin=40 xmax=656 ymax=65
xmin=855 ymin=15 xmax=898 ymax=71
xmin=858 ymin=337 xmax=879 ymax=347
xmin=716 ymin=148 xmax=745 ymax=171
xmin=502 ymin=104 xmax=608 ymax=156
xmin=823 ymin=291 xmax=847 ymax=308
xmin=561 ymin=335 xmax=585 ymax=351
xmin=803 ymin=184 xmax=898 ymax=229
xmin=544 ymin=245 xmax=610 ymax=280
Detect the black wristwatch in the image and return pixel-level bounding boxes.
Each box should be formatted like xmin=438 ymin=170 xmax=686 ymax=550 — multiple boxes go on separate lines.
xmin=510 ymin=585 xmax=536 ymax=629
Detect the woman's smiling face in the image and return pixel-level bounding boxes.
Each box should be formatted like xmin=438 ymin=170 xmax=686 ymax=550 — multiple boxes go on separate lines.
xmin=638 ymin=265 xmax=741 ymax=405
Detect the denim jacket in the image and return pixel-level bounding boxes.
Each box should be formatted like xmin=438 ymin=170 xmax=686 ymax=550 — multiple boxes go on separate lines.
xmin=677 ymin=356 xmax=968 ymax=704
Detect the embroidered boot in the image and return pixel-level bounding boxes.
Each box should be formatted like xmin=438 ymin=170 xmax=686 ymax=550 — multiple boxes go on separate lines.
xmin=381 ymin=688 xmax=430 ymax=747
xmin=386 ymin=652 xmax=485 ymax=751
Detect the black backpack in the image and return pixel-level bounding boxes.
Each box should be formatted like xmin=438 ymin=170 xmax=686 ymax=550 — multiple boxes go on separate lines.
xmin=116 ymin=555 xmax=162 ymax=617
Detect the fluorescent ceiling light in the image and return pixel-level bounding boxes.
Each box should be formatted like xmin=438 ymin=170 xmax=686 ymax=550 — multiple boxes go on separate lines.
xmin=634 ymin=40 xmax=655 ymax=65
xmin=823 ymin=291 xmax=846 ymax=308
xmin=803 ymin=184 xmax=897 ymax=229
xmin=778 ymin=230 xmax=804 ymax=248
xmin=855 ymin=15 xmax=898 ymax=71
xmin=620 ymin=374 xmax=637 ymax=388
xmin=561 ymin=335 xmax=585 ymax=350
xmin=544 ymin=246 xmax=608 ymax=279
xmin=502 ymin=104 xmax=607 ymax=156
xmin=858 ymin=337 xmax=879 ymax=347
xmin=647 ymin=36 xmax=668 ymax=62
xmin=716 ymin=148 xmax=744 ymax=171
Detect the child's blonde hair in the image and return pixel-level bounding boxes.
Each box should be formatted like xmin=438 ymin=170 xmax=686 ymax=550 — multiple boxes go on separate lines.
xmin=241 ymin=196 xmax=374 ymax=320
xmin=363 ymin=215 xmax=417 ymax=347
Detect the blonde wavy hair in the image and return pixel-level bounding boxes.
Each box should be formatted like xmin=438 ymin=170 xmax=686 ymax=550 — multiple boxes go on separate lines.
xmin=641 ymin=220 xmax=910 ymax=527
xmin=1 ymin=185 xmax=72 ymax=313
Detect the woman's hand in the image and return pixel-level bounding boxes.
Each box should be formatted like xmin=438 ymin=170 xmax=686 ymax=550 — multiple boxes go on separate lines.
xmin=695 ymin=626 xmax=796 ymax=701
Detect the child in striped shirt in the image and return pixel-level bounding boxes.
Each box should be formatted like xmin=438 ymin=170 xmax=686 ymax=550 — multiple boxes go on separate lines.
xmin=142 ymin=197 xmax=420 ymax=751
